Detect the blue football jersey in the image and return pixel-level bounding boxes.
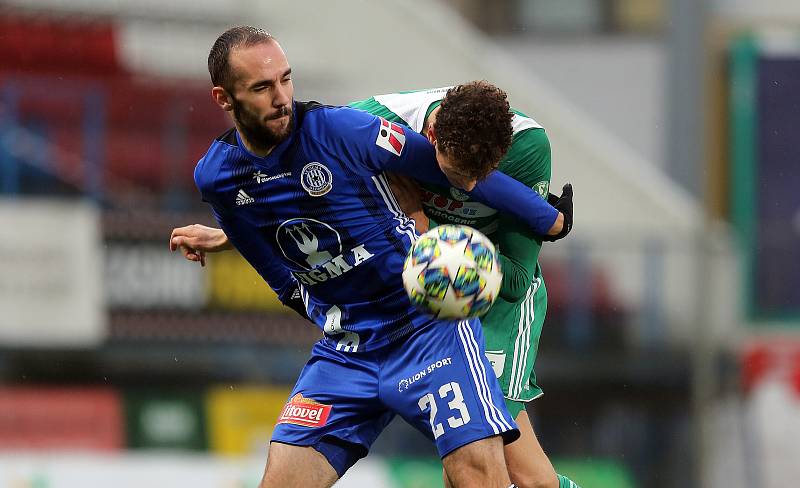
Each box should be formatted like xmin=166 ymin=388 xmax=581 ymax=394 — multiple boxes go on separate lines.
xmin=194 ymin=101 xmax=558 ymax=352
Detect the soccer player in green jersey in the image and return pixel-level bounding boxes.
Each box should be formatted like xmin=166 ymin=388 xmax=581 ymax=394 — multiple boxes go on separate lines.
xmin=171 ymin=82 xmax=579 ymax=488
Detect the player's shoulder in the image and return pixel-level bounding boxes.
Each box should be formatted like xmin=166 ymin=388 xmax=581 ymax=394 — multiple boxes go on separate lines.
xmin=511 ymin=108 xmax=544 ymax=132
xmin=511 ymin=125 xmax=549 ymax=152
xmin=300 ymin=103 xmax=379 ymax=146
xmin=498 ymin=127 xmax=551 ymax=185
xmin=303 ymin=103 xmax=377 ymax=129
xmin=194 ymin=127 xmax=239 ymax=195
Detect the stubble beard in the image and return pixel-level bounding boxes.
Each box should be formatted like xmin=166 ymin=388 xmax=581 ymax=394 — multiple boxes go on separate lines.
xmin=231 ymin=97 xmax=293 ymax=153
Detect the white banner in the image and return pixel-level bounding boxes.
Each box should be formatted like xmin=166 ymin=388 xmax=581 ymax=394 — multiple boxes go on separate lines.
xmin=105 ymin=245 xmax=206 ymax=309
xmin=0 ymin=198 xmax=105 ymax=346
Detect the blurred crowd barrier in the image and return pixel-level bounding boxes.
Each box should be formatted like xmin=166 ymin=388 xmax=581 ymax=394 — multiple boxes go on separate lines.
xmin=0 ymin=385 xmax=638 ymax=487
xmin=0 ymin=385 xmax=289 ymax=455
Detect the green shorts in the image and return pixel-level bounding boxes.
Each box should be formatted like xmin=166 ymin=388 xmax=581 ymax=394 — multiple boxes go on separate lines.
xmin=504 ymin=398 xmax=527 ymax=419
xmin=482 ymin=277 xmax=547 ymax=411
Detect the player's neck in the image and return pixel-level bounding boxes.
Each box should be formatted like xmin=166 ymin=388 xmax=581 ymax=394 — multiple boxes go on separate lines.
xmin=237 ymin=127 xmax=276 ymax=158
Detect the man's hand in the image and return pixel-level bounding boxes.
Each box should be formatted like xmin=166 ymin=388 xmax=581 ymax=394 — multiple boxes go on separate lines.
xmin=169 ymin=224 xmax=232 ymax=266
xmin=387 ymin=173 xmax=430 ymax=234
xmin=542 ymin=183 xmax=573 ymax=242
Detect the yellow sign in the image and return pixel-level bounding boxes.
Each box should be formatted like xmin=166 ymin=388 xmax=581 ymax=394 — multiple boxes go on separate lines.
xmin=207 ymin=252 xmax=286 ymax=311
xmin=206 ymin=385 xmax=293 ymax=456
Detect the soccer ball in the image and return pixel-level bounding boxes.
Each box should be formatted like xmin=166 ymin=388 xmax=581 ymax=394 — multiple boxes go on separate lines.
xmin=402 ymin=224 xmax=502 ymax=319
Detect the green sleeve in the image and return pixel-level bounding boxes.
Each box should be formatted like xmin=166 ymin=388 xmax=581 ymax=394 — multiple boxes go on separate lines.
xmin=494 ymin=128 xmax=551 ymax=302
xmin=347 ymin=97 xmax=406 ymax=123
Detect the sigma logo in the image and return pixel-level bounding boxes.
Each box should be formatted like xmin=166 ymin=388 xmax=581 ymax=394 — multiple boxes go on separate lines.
xmin=276 ymin=218 xmax=375 ymax=286
xmin=277 ymin=393 xmax=332 ymax=428
xmin=300 ymin=162 xmax=333 ymax=197
xmin=277 ymin=218 xmax=342 ymax=269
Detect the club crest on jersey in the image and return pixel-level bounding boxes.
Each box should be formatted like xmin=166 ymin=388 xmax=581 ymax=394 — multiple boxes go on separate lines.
xmin=276 ymin=218 xmax=375 ymax=285
xmin=485 ymin=351 xmax=506 ymax=378
xmin=277 ymin=393 xmax=332 ymax=428
xmin=300 ymin=162 xmax=333 ymax=197
xmin=534 ymin=181 xmax=549 ymax=199
xmin=449 ymin=187 xmax=470 ymax=201
xmin=375 ymin=118 xmax=406 ymax=156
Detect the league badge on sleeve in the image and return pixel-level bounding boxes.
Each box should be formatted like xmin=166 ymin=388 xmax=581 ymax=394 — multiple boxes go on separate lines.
xmin=375 ymin=118 xmax=406 ymax=156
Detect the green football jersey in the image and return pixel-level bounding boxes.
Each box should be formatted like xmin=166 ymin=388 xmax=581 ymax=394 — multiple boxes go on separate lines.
xmin=349 ymin=88 xmax=551 ymax=402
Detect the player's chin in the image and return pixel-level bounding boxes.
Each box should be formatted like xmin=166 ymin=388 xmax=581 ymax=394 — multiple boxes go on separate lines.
xmin=256 ymin=123 xmax=286 ymax=143
xmin=266 ymin=116 xmax=290 ymax=133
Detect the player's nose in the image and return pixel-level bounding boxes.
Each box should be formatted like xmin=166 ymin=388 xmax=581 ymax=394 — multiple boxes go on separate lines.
xmin=273 ymin=83 xmax=291 ymax=107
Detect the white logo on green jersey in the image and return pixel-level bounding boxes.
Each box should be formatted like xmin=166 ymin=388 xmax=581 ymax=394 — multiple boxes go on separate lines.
xmin=534 ymin=181 xmax=549 ymax=198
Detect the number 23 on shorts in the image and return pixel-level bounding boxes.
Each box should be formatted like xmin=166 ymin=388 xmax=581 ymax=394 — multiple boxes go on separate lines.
xmin=418 ymin=381 xmax=471 ymax=439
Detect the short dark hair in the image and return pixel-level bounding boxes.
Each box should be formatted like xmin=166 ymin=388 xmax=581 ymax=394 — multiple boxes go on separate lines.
xmin=208 ymin=25 xmax=274 ymax=91
xmin=435 ymin=81 xmax=513 ymax=181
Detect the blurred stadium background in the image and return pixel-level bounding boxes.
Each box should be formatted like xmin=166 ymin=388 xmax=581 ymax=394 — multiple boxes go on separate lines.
xmin=0 ymin=0 xmax=798 ymax=486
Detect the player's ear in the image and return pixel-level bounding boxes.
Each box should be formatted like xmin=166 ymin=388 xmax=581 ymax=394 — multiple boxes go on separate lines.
xmin=211 ymin=86 xmax=233 ymax=111
xmin=426 ymin=124 xmax=436 ymax=144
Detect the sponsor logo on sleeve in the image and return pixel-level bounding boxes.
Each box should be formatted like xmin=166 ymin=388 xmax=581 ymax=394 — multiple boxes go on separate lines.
xmin=277 ymin=393 xmax=332 ymax=428
xmin=375 ymin=118 xmax=406 ymax=156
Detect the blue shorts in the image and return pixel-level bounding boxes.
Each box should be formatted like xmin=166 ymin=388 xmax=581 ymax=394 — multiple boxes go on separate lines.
xmin=271 ymin=319 xmax=519 ymax=477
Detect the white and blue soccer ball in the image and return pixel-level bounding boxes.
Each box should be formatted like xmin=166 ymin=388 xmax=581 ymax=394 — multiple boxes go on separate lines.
xmin=402 ymin=224 xmax=503 ymax=319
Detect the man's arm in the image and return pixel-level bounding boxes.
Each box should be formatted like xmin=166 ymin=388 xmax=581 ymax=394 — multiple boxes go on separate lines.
xmin=192 ymin=159 xmax=304 ymax=312
xmin=386 ymin=173 xmax=430 ymax=234
xmin=169 ymin=219 xmax=310 ymax=320
xmin=490 ymin=127 xmax=552 ymax=301
xmin=323 ymin=107 xmax=568 ymax=237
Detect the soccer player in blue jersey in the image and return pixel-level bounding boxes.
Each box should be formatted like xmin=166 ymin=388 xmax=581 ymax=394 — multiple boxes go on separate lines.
xmin=190 ymin=26 xmax=568 ymax=488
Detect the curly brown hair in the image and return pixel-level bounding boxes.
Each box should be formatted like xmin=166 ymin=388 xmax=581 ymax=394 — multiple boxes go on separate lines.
xmin=434 ymin=81 xmax=513 ymax=181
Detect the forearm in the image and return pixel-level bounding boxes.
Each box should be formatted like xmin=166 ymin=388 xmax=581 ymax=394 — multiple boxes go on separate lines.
xmin=548 ymin=212 xmax=564 ymax=236
xmin=468 ymin=171 xmax=559 ymax=236
xmin=494 ymin=216 xmax=542 ymax=302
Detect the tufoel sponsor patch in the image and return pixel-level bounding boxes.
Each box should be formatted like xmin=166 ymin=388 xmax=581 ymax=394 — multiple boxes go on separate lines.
xmin=277 ymin=393 xmax=332 ymax=428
